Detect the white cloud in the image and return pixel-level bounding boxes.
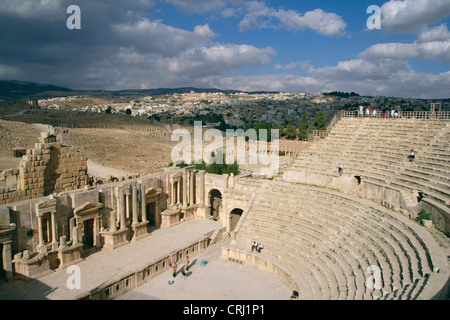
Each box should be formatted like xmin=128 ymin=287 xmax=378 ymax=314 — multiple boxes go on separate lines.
xmin=194 ymin=24 xmax=217 ymax=38
xmin=214 ymin=74 xmax=322 ymax=93
xmin=113 ymin=19 xmax=216 ymax=57
xmin=275 ymin=61 xmax=312 ymax=71
xmin=164 ymin=0 xmax=227 ymax=13
xmin=0 ymin=0 xmax=63 ymax=19
xmin=381 ymin=0 xmax=450 ymax=33
xmin=274 ymin=8 xmax=346 ymax=36
xmin=107 ymin=44 xmax=275 ymax=90
xmin=238 ymin=1 xmax=276 ymax=32
xmin=238 ymin=2 xmax=346 ymax=36
xmin=160 ymin=44 xmax=276 ymax=77
xmin=417 ymin=23 xmax=450 ymax=43
xmin=311 ymin=59 xmax=409 ymax=81
xmin=361 ymin=40 xmax=450 ymax=63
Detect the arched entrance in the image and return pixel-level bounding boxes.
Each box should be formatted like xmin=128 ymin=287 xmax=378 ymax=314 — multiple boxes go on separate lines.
xmin=209 ymin=189 xmax=222 ymax=221
xmin=229 ymin=208 xmax=243 ymax=232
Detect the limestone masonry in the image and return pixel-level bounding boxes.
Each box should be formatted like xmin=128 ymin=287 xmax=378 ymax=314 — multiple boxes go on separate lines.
xmin=0 ymin=111 xmax=449 ymax=300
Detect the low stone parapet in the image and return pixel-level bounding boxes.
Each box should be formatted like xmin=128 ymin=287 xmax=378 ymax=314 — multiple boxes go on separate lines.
xmin=77 ymin=236 xmax=211 ymax=300
xmin=13 ymin=250 xmax=50 ymax=278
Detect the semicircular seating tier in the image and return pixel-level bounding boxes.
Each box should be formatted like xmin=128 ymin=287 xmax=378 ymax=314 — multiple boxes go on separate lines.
xmin=226 ymin=180 xmax=447 ymax=300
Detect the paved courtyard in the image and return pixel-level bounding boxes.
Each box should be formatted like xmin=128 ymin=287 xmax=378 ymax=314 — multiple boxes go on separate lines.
xmin=116 ymin=242 xmax=290 ymax=300
xmin=0 ymin=219 xmax=290 ymax=300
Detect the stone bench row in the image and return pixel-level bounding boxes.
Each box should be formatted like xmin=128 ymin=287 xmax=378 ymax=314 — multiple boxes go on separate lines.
xmin=248 ymin=198 xmax=430 ymax=300
xmin=237 ymin=225 xmax=360 ymax=300
xmin=253 ymin=198 xmax=418 ymax=287
xmin=239 ymin=211 xmax=418 ymax=300
xmin=264 ymin=184 xmax=433 ymax=275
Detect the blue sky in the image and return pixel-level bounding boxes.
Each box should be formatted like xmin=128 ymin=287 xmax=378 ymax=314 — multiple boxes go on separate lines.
xmin=0 ymin=0 xmax=449 ymax=98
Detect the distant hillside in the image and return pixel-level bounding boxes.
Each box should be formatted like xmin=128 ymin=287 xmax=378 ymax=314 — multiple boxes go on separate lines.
xmin=0 ymin=80 xmax=74 ymax=99
xmin=0 ymin=80 xmax=282 ymax=100
xmin=113 ymin=87 xmax=281 ymax=96
xmin=115 ymin=87 xmax=242 ymax=96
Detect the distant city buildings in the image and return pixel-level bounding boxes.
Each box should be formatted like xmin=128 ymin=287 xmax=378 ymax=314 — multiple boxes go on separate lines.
xmin=37 ymin=91 xmax=447 ymax=128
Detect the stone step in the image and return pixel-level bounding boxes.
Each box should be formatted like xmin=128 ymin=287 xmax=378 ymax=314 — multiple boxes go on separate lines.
xmin=260 ymin=184 xmax=433 ymax=279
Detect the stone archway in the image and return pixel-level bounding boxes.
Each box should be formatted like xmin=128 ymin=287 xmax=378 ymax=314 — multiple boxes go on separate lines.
xmin=229 ymin=208 xmax=243 ymax=232
xmin=208 ymin=189 xmax=222 ymax=221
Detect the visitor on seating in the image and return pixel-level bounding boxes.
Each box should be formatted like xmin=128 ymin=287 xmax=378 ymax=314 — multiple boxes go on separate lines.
xmin=257 ymin=243 xmax=264 ymax=253
xmin=408 ymin=149 xmax=415 ymax=162
xmin=338 ymin=162 xmax=344 ymax=176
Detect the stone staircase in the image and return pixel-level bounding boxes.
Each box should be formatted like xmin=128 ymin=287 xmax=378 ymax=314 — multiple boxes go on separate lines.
xmin=283 ymin=118 xmax=450 ymax=211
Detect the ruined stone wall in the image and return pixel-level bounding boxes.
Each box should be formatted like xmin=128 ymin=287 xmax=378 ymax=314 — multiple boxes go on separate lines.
xmin=16 ymin=141 xmax=88 ymax=198
xmin=0 ymin=134 xmax=89 ymax=206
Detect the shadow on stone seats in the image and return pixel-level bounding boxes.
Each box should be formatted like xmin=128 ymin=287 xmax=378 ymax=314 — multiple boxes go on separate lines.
xmin=0 ymin=272 xmax=55 ymax=300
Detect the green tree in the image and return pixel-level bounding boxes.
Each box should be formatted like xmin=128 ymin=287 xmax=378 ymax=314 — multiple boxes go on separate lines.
xmin=284 ymin=123 xmax=297 ymax=140
xmin=313 ymin=112 xmax=327 ymax=130
xmin=297 ymin=112 xmax=309 ymax=140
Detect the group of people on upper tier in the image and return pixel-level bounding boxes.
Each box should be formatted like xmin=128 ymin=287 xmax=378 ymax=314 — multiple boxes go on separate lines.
xmin=359 ymin=105 xmax=399 ymax=118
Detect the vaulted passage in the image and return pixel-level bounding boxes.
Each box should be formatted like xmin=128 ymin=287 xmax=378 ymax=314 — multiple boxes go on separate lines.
xmin=209 ymin=189 xmax=222 ymax=221
xmin=229 ymin=208 xmax=243 ymax=232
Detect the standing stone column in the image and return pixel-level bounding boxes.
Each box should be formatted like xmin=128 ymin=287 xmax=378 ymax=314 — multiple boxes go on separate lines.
xmin=198 ymin=170 xmax=205 ymax=206
xmin=69 ymin=218 xmax=75 ymax=242
xmin=166 ymin=175 xmax=171 ymax=206
xmin=154 ymin=199 xmax=161 ymax=227
xmin=176 ymin=180 xmax=181 ymax=205
xmin=2 ymin=241 xmax=13 ymax=279
xmin=169 ymin=179 xmax=174 ymax=205
xmin=110 ymin=210 xmax=117 ymax=232
xmin=36 ymin=213 xmax=44 ymax=249
xmin=119 ymin=188 xmax=126 ymax=230
xmin=132 ymin=184 xmax=138 ymax=226
xmin=182 ymin=169 xmax=187 ymax=207
xmin=125 ymin=192 xmax=130 ymax=219
xmin=189 ymin=170 xmax=195 ymax=206
xmin=141 ymin=184 xmax=147 ymax=223
xmin=72 ymin=226 xmax=80 ymax=245
xmin=110 ymin=187 xmax=115 ymax=213
xmin=115 ymin=187 xmax=121 ymax=225
xmin=51 ymin=211 xmax=58 ymax=247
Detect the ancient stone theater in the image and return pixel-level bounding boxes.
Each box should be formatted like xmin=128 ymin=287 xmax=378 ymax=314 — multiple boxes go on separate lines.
xmin=0 ymin=110 xmax=449 ymax=300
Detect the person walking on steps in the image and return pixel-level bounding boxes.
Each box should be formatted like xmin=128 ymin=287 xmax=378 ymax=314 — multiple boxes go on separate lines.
xmin=338 ymin=162 xmax=344 ymax=176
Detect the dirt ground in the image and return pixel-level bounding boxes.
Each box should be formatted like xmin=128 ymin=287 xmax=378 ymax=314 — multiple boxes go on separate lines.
xmin=0 ymin=108 xmax=307 ymax=177
xmin=0 ymin=119 xmax=43 ymax=171
xmin=61 ymin=127 xmax=177 ymax=175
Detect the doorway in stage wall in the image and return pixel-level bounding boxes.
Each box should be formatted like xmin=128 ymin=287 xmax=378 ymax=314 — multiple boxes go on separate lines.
xmin=42 ymin=218 xmax=50 ymax=244
xmin=83 ymin=219 xmax=94 ymax=248
xmin=146 ymin=202 xmax=157 ymax=232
